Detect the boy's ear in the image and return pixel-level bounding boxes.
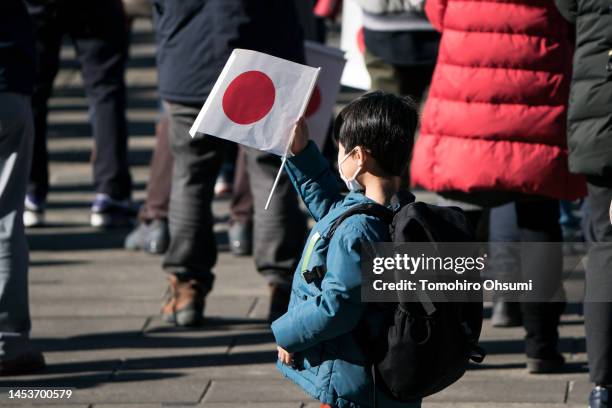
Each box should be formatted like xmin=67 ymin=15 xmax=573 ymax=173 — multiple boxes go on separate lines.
xmin=354 ymin=146 xmax=366 ymax=167
xmin=357 ymin=146 xmax=375 ymax=169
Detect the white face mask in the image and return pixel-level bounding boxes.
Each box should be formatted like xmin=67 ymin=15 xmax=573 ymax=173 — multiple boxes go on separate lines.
xmin=338 ymin=148 xmax=364 ymax=192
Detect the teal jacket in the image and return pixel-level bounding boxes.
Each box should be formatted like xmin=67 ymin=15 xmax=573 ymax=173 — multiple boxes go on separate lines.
xmin=271 ymin=142 xmax=420 ymax=408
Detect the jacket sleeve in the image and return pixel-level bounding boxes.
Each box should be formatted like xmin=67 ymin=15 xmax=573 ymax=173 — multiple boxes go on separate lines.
xmin=424 ymin=0 xmax=448 ymax=32
xmin=271 ymin=226 xmax=366 ymax=353
xmin=285 ymin=140 xmax=343 ymax=222
xmin=555 ymin=0 xmax=577 ymax=23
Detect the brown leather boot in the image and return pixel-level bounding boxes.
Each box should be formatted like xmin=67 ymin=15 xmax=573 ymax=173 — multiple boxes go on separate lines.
xmin=0 ymin=350 xmax=45 ymax=376
xmin=161 ymin=274 xmax=208 ymax=327
xmin=268 ymin=283 xmax=291 ymax=323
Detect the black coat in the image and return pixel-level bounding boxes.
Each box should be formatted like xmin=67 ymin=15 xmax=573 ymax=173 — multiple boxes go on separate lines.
xmin=0 ymin=0 xmax=35 ymax=95
xmin=555 ymin=0 xmax=612 ymax=183
xmin=152 ymin=0 xmax=305 ymax=105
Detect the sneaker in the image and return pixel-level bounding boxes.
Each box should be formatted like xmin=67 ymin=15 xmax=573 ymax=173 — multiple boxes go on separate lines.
xmin=590 ymin=385 xmax=610 ymax=408
xmin=0 ymin=350 xmax=45 ymax=376
xmin=491 ymin=301 xmax=522 ymax=328
xmin=228 ymin=221 xmax=253 ymax=257
xmin=145 ymin=219 xmax=169 ymax=254
xmin=161 ymin=274 xmax=209 ymax=327
xmin=125 ymin=219 xmax=169 ymax=254
xmin=23 ymin=195 xmax=45 ymax=228
xmin=214 ymin=176 xmax=233 ymax=198
xmin=90 ymin=194 xmax=136 ymax=228
xmin=561 ymin=223 xmax=583 ymax=243
xmin=527 ymin=353 xmax=565 ymax=374
xmin=268 ymin=283 xmax=291 ymax=323
xmin=214 ymin=163 xmax=234 ymax=198
xmin=124 ymin=222 xmax=149 ymax=251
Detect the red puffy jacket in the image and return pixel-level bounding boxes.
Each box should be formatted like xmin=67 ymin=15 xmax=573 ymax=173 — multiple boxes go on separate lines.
xmin=410 ymin=0 xmax=586 ymax=201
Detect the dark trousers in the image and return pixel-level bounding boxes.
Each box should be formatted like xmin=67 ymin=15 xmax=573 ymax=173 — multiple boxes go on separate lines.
xmin=162 ymin=102 xmax=225 ymax=290
xmin=138 ymin=113 xmax=172 ymax=222
xmin=25 ymin=0 xmax=131 ymax=200
xmin=489 ymin=200 xmax=565 ymax=359
xmin=242 ymin=147 xmax=308 ymax=287
xmin=583 ymin=182 xmax=612 ymax=385
xmin=0 ymin=94 xmax=34 ymax=359
xmin=162 ymin=102 xmax=307 ymax=289
xmin=230 ymin=147 xmax=254 ymax=225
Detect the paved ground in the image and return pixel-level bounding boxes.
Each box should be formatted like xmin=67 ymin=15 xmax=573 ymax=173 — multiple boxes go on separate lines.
xmin=0 ymin=20 xmax=592 ymax=408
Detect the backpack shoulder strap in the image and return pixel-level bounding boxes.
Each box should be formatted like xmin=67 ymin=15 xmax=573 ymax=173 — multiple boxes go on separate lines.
xmin=327 ymin=203 xmax=394 ymax=240
xmin=301 ymin=204 xmax=392 ymax=284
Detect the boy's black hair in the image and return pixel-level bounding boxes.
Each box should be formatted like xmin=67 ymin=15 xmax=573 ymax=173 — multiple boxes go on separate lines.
xmin=333 ymin=91 xmax=418 ymax=177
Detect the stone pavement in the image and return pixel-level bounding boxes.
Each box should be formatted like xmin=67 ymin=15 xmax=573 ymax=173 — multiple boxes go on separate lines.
xmin=0 ymin=19 xmax=592 ymax=408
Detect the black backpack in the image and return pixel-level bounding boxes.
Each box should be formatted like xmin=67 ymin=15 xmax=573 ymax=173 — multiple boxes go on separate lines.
xmin=327 ymin=191 xmax=486 ymax=405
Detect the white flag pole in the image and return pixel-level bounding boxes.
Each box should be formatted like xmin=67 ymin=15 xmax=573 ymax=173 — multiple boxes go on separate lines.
xmin=264 ymin=67 xmax=321 ymax=210
xmin=264 ymin=153 xmax=289 ymax=210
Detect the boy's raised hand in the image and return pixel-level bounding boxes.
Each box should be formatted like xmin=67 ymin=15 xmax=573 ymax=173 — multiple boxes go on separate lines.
xmin=290 ymin=117 xmax=310 ymax=155
xmin=277 ymin=346 xmax=293 ymax=365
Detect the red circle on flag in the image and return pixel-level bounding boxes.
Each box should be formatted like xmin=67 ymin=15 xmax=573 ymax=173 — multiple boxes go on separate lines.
xmin=305 ymin=86 xmax=322 ymax=118
xmin=222 ymin=71 xmax=276 ymax=125
xmin=357 ymin=27 xmax=366 ymax=55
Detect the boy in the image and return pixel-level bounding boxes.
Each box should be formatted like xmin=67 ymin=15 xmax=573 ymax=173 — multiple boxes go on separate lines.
xmin=271 ymin=91 xmax=420 ymax=408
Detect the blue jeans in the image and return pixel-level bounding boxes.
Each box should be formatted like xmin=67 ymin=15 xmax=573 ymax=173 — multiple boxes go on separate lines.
xmin=0 ymin=93 xmax=34 ymax=359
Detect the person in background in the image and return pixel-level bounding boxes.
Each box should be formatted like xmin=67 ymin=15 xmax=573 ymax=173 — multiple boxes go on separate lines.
xmin=23 ymin=0 xmax=134 ymax=228
xmin=213 ymin=142 xmax=237 ymax=199
xmin=294 ymin=0 xmax=321 ymax=43
xmin=154 ymin=0 xmax=308 ymax=327
xmin=124 ymin=111 xmax=171 ymax=254
xmin=559 ymin=200 xmax=583 ymax=242
xmin=354 ymin=0 xmax=439 ymax=191
xmin=227 ymin=0 xmax=324 ymax=258
xmin=555 ymin=0 xmax=612 ymax=406
xmin=121 ymin=0 xmax=172 ymax=255
xmin=227 ymin=147 xmax=253 ymax=256
xmin=0 ymin=0 xmax=45 ymax=375
xmin=411 ymin=0 xmax=586 ymax=374
xmin=356 ymin=0 xmax=439 ymax=102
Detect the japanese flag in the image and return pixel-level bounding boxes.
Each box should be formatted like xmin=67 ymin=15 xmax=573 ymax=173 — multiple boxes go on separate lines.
xmin=189 ymin=49 xmax=320 ymax=157
xmin=340 ymin=0 xmax=370 ymax=90
xmin=304 ymin=41 xmax=346 ymax=149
